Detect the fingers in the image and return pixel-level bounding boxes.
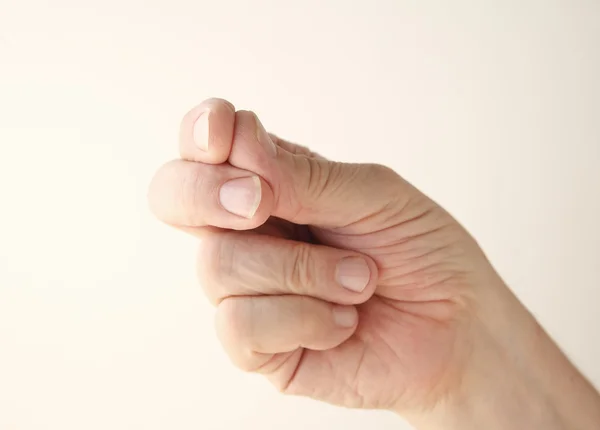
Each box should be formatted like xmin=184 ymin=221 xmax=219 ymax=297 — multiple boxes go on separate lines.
xmin=152 ymin=106 xmax=412 ymax=232
xmin=148 ymin=159 xmax=274 ymax=230
xmin=179 ymin=98 xmax=235 ymax=164
xmin=198 ymin=232 xmax=378 ymax=306
xmin=215 ymin=295 xmax=357 ymax=371
xmin=226 ymin=110 xmax=415 ymax=229
xmin=153 ymin=99 xmax=419 ymax=236
xmin=269 ymin=134 xmax=325 ymax=159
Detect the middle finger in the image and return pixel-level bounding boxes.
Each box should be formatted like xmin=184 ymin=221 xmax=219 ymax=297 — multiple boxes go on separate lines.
xmin=198 ymin=231 xmax=378 ymax=306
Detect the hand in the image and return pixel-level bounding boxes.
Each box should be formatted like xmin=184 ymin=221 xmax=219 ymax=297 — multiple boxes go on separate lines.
xmin=148 ymin=99 xmax=600 ymax=428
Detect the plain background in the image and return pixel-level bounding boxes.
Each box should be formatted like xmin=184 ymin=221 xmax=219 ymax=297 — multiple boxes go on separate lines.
xmin=1 ymin=1 xmax=599 ymax=429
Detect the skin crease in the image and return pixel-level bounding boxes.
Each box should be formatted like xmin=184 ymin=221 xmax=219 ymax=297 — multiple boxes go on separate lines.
xmin=148 ymin=98 xmax=600 ymax=429
xmin=240 ymin=166 xmax=477 ymax=411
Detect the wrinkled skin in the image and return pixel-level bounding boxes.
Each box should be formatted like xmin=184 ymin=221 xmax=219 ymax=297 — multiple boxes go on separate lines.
xmin=148 ymin=99 xmax=517 ymax=416
xmin=245 ymin=156 xmax=480 ymax=411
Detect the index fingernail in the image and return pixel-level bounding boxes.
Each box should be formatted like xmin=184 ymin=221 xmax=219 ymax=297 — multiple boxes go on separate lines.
xmin=193 ymin=111 xmax=210 ymax=151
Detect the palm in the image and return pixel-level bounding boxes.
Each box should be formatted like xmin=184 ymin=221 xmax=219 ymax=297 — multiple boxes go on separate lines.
xmin=257 ymin=194 xmax=475 ymax=411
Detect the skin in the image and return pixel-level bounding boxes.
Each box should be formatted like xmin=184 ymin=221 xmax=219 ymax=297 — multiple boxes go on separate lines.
xmin=148 ymin=98 xmax=600 ymax=429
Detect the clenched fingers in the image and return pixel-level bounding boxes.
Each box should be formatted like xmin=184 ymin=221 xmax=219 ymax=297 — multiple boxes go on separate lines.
xmin=198 ymin=232 xmax=378 ymax=305
xmin=215 ymin=295 xmax=358 ymax=372
xmin=148 ymin=159 xmax=275 ymax=230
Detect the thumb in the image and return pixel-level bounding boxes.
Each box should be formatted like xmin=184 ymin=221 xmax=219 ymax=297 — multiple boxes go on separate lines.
xmin=229 ymin=111 xmax=415 ymax=230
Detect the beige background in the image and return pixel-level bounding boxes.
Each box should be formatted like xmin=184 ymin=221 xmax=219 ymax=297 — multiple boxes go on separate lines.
xmin=1 ymin=1 xmax=599 ymax=429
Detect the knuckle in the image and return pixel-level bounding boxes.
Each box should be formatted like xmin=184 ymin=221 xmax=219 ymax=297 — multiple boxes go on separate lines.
xmin=306 ymin=160 xmax=371 ymax=203
xmin=197 ymin=233 xmax=238 ymax=305
xmin=215 ymin=298 xmax=247 ymax=339
xmin=361 ymin=163 xmax=399 ymax=189
xmin=148 ymin=160 xmax=184 ymax=222
xmin=215 ymin=298 xmax=258 ymax=371
xmin=367 ymin=162 xmax=395 ymax=176
xmin=180 ymin=164 xmax=220 ymax=225
xmin=356 ymin=163 xmax=413 ymax=211
xmin=304 ymin=158 xmax=335 ymax=200
xmin=233 ymin=110 xmax=256 ymax=138
xmin=365 ymin=163 xmax=407 ymax=193
xmin=285 ymin=243 xmax=316 ymax=294
xmin=296 ymin=297 xmax=322 ymax=336
xmin=180 ymin=166 xmax=205 ymax=225
xmin=196 ymin=235 xmax=220 ymax=303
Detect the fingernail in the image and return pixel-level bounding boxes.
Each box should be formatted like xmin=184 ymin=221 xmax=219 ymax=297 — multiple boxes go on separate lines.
xmin=219 ymin=176 xmax=262 ymax=219
xmin=336 ymin=257 xmax=371 ymax=292
xmin=193 ymin=111 xmax=210 ymax=151
xmin=332 ymin=306 xmax=358 ymax=328
xmin=254 ymin=114 xmax=277 ymax=157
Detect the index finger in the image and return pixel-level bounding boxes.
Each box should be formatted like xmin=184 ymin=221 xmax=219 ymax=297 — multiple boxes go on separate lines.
xmin=179 ymin=98 xmax=236 ymax=164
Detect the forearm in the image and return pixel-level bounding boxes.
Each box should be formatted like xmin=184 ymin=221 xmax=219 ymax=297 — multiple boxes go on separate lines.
xmin=406 ymin=279 xmax=600 ymax=430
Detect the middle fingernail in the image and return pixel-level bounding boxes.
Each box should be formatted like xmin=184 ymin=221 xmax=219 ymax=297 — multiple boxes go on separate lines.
xmin=219 ymin=176 xmax=262 ymax=219
xmin=336 ymin=257 xmax=371 ymax=292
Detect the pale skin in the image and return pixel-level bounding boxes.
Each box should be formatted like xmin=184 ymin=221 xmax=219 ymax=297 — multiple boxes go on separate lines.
xmin=148 ymin=98 xmax=600 ymax=429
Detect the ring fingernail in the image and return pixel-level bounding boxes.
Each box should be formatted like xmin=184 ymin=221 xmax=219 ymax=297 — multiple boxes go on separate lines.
xmin=219 ymin=176 xmax=262 ymax=219
xmin=336 ymin=257 xmax=371 ymax=292
xmin=332 ymin=306 xmax=358 ymax=328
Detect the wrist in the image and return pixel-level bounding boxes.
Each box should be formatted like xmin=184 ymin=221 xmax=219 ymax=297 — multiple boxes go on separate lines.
xmin=403 ymin=274 xmax=600 ymax=430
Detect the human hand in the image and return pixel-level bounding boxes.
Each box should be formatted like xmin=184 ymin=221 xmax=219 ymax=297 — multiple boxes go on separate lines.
xmin=148 ymin=99 xmax=600 ymax=428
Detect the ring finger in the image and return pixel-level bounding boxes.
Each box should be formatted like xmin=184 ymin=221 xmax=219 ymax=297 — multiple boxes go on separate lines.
xmin=215 ymin=295 xmax=358 ymax=372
